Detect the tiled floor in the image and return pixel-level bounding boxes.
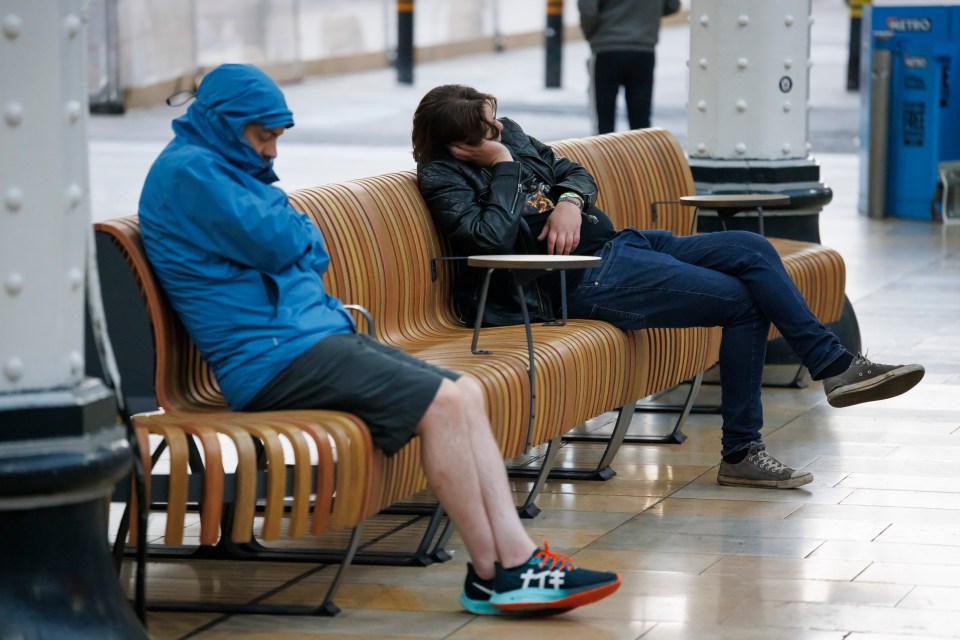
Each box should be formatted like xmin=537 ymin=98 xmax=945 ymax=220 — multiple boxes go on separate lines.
xmin=123 ymin=156 xmax=960 ymax=638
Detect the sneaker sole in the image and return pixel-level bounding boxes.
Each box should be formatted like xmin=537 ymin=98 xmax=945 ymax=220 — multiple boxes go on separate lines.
xmin=717 ymin=472 xmax=813 ymax=489
xmin=459 ymin=592 xmax=503 ymax=616
xmin=490 ymin=577 xmax=621 ymax=613
xmin=827 ymin=365 xmax=925 ymax=408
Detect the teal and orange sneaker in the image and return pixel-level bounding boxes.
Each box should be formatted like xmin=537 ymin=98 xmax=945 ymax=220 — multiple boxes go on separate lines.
xmin=489 ymin=541 xmax=621 ymax=614
xmin=459 ymin=563 xmax=501 ymax=615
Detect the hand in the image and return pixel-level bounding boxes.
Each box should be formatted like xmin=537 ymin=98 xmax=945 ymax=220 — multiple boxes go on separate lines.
xmin=448 ymin=140 xmax=513 ymax=167
xmin=538 ymin=201 xmax=582 ymax=255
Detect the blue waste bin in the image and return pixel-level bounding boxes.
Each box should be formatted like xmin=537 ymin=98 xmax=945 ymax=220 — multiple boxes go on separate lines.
xmin=859 ymin=5 xmax=960 ymax=220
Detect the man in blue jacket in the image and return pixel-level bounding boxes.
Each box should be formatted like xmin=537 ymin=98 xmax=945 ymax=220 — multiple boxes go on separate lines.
xmin=138 ymin=64 xmax=620 ymax=616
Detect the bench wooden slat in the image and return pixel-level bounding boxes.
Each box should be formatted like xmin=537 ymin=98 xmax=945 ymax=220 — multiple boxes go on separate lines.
xmin=271 ymin=423 xmax=314 ymax=539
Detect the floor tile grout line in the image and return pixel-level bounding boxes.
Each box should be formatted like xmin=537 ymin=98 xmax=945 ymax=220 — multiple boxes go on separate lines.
xmin=177 ymin=562 xmax=332 ymax=640
xmin=154 ymin=512 xmax=436 ymax=639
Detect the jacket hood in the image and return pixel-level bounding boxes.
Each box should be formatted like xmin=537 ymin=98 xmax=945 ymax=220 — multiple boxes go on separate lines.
xmin=172 ymin=64 xmax=294 ymax=183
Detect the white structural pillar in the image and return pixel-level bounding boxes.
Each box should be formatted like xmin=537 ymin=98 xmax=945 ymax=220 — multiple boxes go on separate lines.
xmin=687 ymin=0 xmax=832 ymax=243
xmin=0 ymin=1 xmax=144 ymax=636
xmin=1 ymin=0 xmax=89 ymax=396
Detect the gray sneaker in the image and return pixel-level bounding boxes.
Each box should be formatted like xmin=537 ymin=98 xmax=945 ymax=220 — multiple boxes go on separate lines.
xmin=822 ymin=353 xmax=924 ymax=408
xmin=717 ymin=445 xmax=813 ymax=489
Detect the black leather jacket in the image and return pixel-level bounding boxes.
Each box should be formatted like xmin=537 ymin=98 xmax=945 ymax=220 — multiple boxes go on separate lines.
xmin=417 ymin=118 xmax=600 ymax=326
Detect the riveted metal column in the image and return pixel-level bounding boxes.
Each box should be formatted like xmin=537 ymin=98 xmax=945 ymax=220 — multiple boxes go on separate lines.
xmin=0 ymin=0 xmax=144 ymax=636
xmin=687 ymin=0 xmax=833 ymax=244
xmin=545 ymin=0 xmax=563 ymax=88
xmin=686 ymin=0 xmax=861 ymax=363
xmin=397 ymin=0 xmax=414 ymax=85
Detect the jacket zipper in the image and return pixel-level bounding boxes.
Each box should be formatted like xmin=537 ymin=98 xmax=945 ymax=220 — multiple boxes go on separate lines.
xmin=511 ymin=161 xmax=522 ymax=216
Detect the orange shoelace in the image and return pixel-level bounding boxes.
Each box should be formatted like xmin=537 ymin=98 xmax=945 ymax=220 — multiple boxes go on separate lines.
xmin=533 ymin=540 xmax=575 ymax=571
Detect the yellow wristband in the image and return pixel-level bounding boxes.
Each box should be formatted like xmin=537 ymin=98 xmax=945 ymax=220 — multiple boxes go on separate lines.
xmin=557 ymin=192 xmax=584 ymax=211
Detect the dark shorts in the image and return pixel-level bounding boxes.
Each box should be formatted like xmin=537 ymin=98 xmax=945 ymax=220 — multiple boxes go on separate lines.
xmin=244 ymin=333 xmax=459 ymax=456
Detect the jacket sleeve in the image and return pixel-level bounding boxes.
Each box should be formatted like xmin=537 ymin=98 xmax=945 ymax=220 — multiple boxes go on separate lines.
xmin=664 ymin=0 xmax=681 ymax=17
xmin=578 ymin=0 xmax=600 ymax=39
xmin=527 ymin=134 xmax=599 ymax=208
xmin=174 ymin=159 xmax=324 ymax=275
xmin=418 ymin=160 xmax=524 ymax=255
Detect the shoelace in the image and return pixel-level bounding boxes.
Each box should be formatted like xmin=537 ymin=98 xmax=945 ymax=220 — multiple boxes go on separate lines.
xmin=534 ymin=540 xmax=575 ymax=571
xmin=750 ymin=450 xmax=789 ymax=473
xmin=852 ymin=351 xmax=877 ymax=376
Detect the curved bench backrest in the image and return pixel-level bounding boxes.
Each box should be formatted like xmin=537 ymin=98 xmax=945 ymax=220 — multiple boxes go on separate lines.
xmin=95 ymin=217 xmax=227 ymax=412
xmin=288 ymin=172 xmax=461 ymax=349
xmin=551 ymin=128 xmax=696 ymax=236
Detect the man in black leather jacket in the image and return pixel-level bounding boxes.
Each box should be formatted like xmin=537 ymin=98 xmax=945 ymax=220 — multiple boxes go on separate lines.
xmin=414 ymin=84 xmax=925 ymax=490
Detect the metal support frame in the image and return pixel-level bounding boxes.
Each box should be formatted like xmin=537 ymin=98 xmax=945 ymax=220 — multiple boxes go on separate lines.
xmin=1 ymin=2 xmax=146 ymax=635
xmin=508 ymin=436 xmax=562 ymax=519
xmin=116 ymin=439 xmax=453 ymax=568
xmin=471 ymin=268 xmax=542 ymax=455
xmin=473 ymin=266 xmax=625 ymax=486
xmin=145 ymin=523 xmax=365 ymax=617
xmin=565 ymin=371 xmax=703 ymax=447
xmin=694 ymin=205 xmax=767 ymax=236
xmin=518 ymin=405 xmax=632 ymax=481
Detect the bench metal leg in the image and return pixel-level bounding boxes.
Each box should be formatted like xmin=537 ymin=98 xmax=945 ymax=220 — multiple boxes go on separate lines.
xmin=551 ymin=403 xmax=632 ymax=480
xmin=565 ymin=372 xmax=703 ymax=445
xmin=315 ymin=523 xmax=363 ymax=616
xmin=628 ymin=371 xmax=701 ymax=444
xmin=429 ymin=517 xmax=455 ymax=563
xmin=634 ymin=370 xmax=718 ymax=419
xmin=512 ymin=404 xmax=635 ymax=484
xmin=508 ymin=436 xmax=562 ymax=519
xmin=406 ymin=503 xmax=446 ymax=566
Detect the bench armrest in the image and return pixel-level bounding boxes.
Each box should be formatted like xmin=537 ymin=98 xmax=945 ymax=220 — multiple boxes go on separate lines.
xmin=343 ymin=304 xmax=375 ymax=337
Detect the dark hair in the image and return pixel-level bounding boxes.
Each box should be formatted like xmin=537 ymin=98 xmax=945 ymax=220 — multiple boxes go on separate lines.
xmin=412 ymin=84 xmax=499 ymax=164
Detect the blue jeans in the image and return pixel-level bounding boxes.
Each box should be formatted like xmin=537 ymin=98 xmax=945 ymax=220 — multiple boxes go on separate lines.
xmin=566 ymin=229 xmax=847 ymax=455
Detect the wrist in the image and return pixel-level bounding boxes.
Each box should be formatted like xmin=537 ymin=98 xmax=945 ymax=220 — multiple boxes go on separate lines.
xmin=557 ymin=192 xmax=584 ymax=211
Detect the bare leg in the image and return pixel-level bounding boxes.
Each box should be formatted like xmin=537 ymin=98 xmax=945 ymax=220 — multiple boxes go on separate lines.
xmin=456 ymin=376 xmax=536 ymax=569
xmin=416 ymin=377 xmax=536 ymax=579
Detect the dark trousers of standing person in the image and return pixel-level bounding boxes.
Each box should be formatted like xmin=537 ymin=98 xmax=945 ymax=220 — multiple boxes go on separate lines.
xmin=589 ymin=50 xmax=656 ymax=134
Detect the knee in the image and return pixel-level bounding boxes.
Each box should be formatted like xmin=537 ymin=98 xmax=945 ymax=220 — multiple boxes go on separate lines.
xmin=431 ymin=378 xmax=465 ymax=414
xmin=427 ymin=377 xmax=483 ymax=421
xmin=729 ymin=230 xmax=777 ymax=259
xmin=455 ymin=376 xmax=487 ymax=416
xmin=419 ymin=377 xmax=489 ymax=439
xmin=730 ymin=286 xmax=762 ymax=320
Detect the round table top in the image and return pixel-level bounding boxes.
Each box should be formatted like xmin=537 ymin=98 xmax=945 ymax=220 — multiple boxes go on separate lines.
xmin=467 ymin=254 xmax=602 ymax=270
xmin=679 ymin=194 xmax=790 ymax=208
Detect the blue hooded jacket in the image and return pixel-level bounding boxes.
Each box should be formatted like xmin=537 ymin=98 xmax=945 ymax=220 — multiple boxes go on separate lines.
xmin=139 ymin=64 xmax=355 ymax=409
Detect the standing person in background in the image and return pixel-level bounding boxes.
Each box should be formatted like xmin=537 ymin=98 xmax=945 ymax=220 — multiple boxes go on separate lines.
xmin=579 ymin=0 xmax=681 ymax=134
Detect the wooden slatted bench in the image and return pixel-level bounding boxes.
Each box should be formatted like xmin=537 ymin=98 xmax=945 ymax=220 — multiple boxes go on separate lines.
xmin=98 ymin=127 xmax=844 ymax=618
